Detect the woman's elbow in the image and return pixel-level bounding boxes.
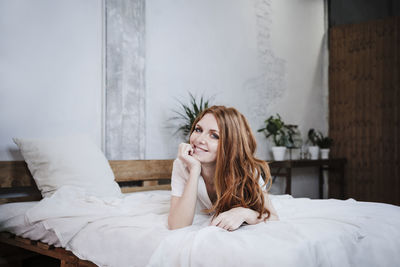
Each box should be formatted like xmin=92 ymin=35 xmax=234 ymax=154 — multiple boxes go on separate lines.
xmin=167 ymin=215 xmax=191 ymax=230
xmin=167 ymin=216 xmax=176 ymax=230
xmin=167 ymin=221 xmax=184 ymax=230
xmin=168 ymin=215 xmax=181 ymax=230
xmin=167 ymin=220 xmax=180 ymax=230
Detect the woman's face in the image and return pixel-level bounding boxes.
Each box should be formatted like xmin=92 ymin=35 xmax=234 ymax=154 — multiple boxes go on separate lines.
xmin=189 ymin=113 xmax=219 ymax=165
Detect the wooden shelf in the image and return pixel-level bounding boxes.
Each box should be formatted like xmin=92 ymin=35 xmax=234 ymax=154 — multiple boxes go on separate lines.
xmin=268 ymin=158 xmax=347 ymax=198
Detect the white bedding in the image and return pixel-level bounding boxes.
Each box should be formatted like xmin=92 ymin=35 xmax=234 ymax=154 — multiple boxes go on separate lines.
xmin=0 ymin=201 xmax=61 ymax=246
xmin=1 ymin=187 xmax=400 ymax=267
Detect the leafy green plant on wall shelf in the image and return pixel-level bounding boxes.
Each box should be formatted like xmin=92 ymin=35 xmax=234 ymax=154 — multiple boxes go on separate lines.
xmin=285 ymin=124 xmax=302 ymax=149
xmin=307 ymin=129 xmax=333 ymax=148
xmin=257 ymin=114 xmax=287 ymax=147
xmin=258 ymin=114 xmax=301 ymax=148
xmin=258 ymin=114 xmax=302 ymax=160
xmin=171 ymin=93 xmax=212 ymax=140
xmin=307 ymin=129 xmax=323 ymax=146
xmin=307 ymin=128 xmax=333 ymax=159
xmin=317 ymin=136 xmax=333 ymax=149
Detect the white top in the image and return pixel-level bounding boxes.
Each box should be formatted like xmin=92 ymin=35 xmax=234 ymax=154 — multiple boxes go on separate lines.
xmin=170 ymin=158 xmax=266 ymax=212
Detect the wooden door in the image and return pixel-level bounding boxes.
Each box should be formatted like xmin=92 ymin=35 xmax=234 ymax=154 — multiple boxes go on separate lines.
xmin=329 ymin=17 xmax=399 ymax=205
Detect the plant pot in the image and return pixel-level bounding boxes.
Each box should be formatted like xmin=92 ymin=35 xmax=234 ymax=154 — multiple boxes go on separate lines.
xmin=320 ymin=148 xmax=330 ymax=159
xmin=272 ymin=146 xmax=286 ymax=161
xmin=308 ymin=146 xmax=319 ymax=160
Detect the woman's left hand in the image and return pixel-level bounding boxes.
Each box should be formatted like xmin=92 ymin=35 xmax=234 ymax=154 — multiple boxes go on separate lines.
xmin=210 ymin=207 xmax=248 ymax=231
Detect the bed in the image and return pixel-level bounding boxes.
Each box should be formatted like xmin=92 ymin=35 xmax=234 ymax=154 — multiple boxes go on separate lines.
xmin=0 ymin=159 xmax=173 ymax=266
xmin=1 ymin=137 xmax=400 ymax=267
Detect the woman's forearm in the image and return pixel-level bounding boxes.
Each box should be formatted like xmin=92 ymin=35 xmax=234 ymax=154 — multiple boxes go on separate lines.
xmin=243 ymin=192 xmax=279 ymax=225
xmin=243 ymin=208 xmax=278 ymax=225
xmin=168 ymin=172 xmax=200 ymax=230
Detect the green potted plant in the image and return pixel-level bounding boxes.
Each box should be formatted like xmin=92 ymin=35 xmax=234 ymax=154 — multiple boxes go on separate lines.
xmin=317 ymin=135 xmax=333 ymax=159
xmin=285 ymin=124 xmax=303 ymax=159
xmin=307 ymin=129 xmax=322 ymax=159
xmin=171 ymin=93 xmax=212 ymax=140
xmin=258 ymin=114 xmax=301 ymax=161
xmin=307 ymin=129 xmax=333 ymax=159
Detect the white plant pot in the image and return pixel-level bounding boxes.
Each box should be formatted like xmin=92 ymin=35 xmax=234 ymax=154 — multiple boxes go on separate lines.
xmin=308 ymin=146 xmax=319 ymax=160
xmin=272 ymin=146 xmax=286 ymax=161
xmin=320 ymin=148 xmax=330 ymax=159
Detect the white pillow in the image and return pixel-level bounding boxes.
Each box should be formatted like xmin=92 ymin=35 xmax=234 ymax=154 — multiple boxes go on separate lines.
xmin=13 ymin=135 xmax=122 ymax=198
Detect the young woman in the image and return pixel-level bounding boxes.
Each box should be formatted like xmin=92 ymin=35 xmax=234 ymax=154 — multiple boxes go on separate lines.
xmin=168 ymin=105 xmax=278 ymax=231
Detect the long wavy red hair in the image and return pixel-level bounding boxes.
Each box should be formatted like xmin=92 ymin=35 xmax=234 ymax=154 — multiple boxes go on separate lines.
xmin=190 ymin=105 xmax=271 ymax=220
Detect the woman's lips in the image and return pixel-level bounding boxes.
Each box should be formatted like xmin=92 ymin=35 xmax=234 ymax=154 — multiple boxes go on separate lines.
xmin=194 ymin=145 xmax=208 ymax=153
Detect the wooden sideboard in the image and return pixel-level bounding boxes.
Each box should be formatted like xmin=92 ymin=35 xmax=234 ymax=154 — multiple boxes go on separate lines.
xmin=268 ymin=158 xmax=347 ymax=199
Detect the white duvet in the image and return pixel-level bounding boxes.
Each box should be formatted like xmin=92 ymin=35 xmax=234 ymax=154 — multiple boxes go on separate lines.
xmin=2 ymin=186 xmax=400 ymax=267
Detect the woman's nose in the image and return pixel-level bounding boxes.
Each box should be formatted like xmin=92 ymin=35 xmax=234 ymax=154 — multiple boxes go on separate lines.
xmin=198 ymin=133 xmax=206 ymax=144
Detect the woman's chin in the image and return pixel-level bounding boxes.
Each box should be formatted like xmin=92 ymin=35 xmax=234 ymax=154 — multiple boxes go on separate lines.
xmin=192 ymin=154 xmax=202 ymax=161
xmin=193 ymin=154 xmax=216 ymax=165
xmin=193 ymin=154 xmax=207 ymax=163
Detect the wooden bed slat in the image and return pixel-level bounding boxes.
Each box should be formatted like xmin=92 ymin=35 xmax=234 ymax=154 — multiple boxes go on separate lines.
xmin=0 ymin=233 xmax=97 ymax=266
xmin=121 ymin=184 xmax=171 ymax=193
xmin=0 ymin=232 xmax=92 ymax=265
xmin=0 ymin=161 xmax=34 ymax=188
xmin=0 ymin=160 xmax=174 ymax=186
xmin=110 ymin=160 xmax=174 ymax=182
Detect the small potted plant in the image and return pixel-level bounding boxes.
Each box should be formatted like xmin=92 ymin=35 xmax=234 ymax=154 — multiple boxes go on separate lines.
xmin=307 ymin=129 xmax=323 ymax=160
xmin=317 ymin=135 xmax=333 ymax=159
xmin=285 ymin=124 xmax=303 ymax=160
xmin=258 ymin=114 xmax=300 ymax=161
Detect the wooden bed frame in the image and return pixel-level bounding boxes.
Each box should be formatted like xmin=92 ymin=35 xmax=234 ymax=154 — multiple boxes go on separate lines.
xmin=0 ymin=160 xmax=174 ymax=267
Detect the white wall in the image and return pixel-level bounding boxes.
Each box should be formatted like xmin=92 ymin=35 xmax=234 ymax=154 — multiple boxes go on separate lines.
xmin=146 ymin=0 xmax=327 ymax=197
xmin=0 ymin=0 xmax=104 ymax=160
xmin=0 ymin=0 xmax=327 ymax=198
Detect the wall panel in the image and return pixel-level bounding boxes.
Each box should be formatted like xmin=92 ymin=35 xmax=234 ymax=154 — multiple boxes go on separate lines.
xmin=329 ymin=17 xmax=399 ymax=205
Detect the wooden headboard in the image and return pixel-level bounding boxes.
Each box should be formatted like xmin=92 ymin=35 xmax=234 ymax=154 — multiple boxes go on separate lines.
xmin=0 ymin=160 xmax=174 ymax=204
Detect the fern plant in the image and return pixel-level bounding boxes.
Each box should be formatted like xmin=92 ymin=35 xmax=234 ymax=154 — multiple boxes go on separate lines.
xmin=172 ymin=93 xmax=211 ymax=140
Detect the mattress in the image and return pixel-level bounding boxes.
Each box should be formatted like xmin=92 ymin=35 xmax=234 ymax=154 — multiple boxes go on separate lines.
xmin=0 ymin=201 xmax=61 ymax=247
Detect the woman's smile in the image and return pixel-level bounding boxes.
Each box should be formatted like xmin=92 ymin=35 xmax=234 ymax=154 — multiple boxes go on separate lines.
xmin=193 ymin=145 xmax=208 ymax=153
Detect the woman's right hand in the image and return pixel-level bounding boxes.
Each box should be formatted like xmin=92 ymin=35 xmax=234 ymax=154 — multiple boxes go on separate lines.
xmin=178 ymin=143 xmax=201 ymax=175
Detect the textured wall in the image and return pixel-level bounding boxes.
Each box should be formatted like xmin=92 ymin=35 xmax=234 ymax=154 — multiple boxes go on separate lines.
xmin=145 ymin=0 xmax=327 ymax=161
xmin=145 ymin=0 xmax=327 ymax=197
xmin=245 ymin=0 xmax=286 ymax=124
xmin=105 ymin=0 xmax=146 ymax=160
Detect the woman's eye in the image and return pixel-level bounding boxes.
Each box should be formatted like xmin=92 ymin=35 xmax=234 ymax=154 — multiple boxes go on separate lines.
xmin=195 ymin=127 xmax=202 ymax=132
xmin=211 ymin=133 xmax=219 ymax=139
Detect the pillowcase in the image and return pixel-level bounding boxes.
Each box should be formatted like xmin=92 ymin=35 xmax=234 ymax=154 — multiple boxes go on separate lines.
xmin=13 ymin=135 xmax=122 ymax=198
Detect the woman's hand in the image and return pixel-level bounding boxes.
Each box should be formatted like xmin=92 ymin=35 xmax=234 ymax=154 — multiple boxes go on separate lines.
xmin=210 ymin=207 xmax=249 ymax=231
xmin=178 ymin=143 xmax=201 ymax=175
xmin=168 ymin=144 xmax=202 ymax=230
